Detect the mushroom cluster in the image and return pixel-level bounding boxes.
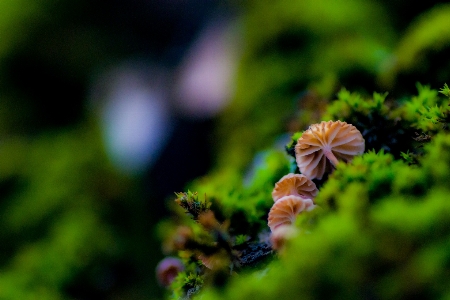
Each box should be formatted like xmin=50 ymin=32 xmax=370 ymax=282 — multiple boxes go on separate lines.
xmin=268 ymin=120 xmax=364 ymax=250
xmin=267 ymin=173 xmax=317 ymax=250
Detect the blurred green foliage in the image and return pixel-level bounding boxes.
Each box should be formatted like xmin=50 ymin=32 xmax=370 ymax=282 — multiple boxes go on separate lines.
xmin=215 ymin=0 xmax=395 ymax=171
xmin=0 ymin=0 xmax=170 ymax=298
xmin=380 ymin=3 xmax=450 ymax=90
xmin=214 ymin=0 xmax=450 ymax=173
xmin=0 ymin=124 xmax=161 ymax=299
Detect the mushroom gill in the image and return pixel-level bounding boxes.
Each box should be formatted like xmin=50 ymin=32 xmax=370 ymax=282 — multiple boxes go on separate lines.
xmin=267 ymin=195 xmax=315 ymax=231
xmin=272 ymin=173 xmax=318 ymax=202
xmin=295 ymin=120 xmax=365 ymax=180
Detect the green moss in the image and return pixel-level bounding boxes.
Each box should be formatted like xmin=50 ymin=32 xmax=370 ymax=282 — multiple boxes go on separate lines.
xmin=439 ymin=83 xmax=450 ymax=98
xmin=0 ymin=125 xmax=157 ymax=299
xmin=158 ymin=4 xmax=450 ymax=297
xmin=323 ymin=88 xmax=416 ymax=157
xmin=187 ymin=127 xmax=450 ymax=300
xmin=162 ymin=82 xmax=450 ymax=299
xmin=158 ymin=1 xmax=450 ymax=299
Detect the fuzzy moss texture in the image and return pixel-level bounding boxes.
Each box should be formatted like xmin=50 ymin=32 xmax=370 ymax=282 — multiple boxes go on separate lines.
xmin=161 ymin=1 xmax=450 ymax=299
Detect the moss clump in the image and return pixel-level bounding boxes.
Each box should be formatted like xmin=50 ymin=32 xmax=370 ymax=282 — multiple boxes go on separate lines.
xmin=157 ymin=1 xmax=450 ymax=299
xmin=159 ymin=83 xmax=450 ymax=299
xmin=179 ymin=103 xmax=450 ymax=300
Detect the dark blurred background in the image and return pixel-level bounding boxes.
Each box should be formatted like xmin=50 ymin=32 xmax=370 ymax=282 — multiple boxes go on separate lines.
xmin=0 ymin=0 xmax=239 ymax=299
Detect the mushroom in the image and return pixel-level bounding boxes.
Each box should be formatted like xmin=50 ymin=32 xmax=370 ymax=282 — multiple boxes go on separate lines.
xmin=270 ymin=225 xmax=298 ymax=251
xmin=267 ymin=195 xmax=315 ymax=231
xmin=295 ymin=120 xmax=365 ymax=180
xmin=272 ymin=173 xmax=318 ymax=202
xmin=156 ymin=257 xmax=185 ymax=287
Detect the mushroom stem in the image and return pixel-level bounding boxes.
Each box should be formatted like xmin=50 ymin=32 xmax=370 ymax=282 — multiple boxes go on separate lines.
xmin=323 ymin=149 xmax=339 ymax=167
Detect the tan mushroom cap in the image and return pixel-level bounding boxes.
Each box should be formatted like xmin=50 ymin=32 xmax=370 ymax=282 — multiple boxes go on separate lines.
xmin=295 ymin=120 xmax=365 ymax=180
xmin=267 ymin=195 xmax=315 ymax=232
xmin=272 ymin=173 xmax=318 ymax=202
xmin=156 ymin=257 xmax=185 ymax=287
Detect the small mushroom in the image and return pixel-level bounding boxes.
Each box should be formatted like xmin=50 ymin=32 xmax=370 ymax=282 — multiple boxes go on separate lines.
xmin=267 ymin=195 xmax=315 ymax=231
xmin=295 ymin=120 xmax=365 ymax=180
xmin=156 ymin=257 xmax=185 ymax=287
xmin=272 ymin=173 xmax=318 ymax=202
xmin=270 ymin=225 xmax=298 ymax=251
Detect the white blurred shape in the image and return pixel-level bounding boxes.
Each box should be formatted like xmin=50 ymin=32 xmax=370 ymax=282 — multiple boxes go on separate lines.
xmin=91 ymin=65 xmax=172 ymax=174
xmin=173 ymin=18 xmax=240 ymax=118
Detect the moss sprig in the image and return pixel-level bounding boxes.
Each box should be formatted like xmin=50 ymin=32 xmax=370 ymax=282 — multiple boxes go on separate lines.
xmin=439 ymin=83 xmax=450 ymax=98
xmin=175 ymin=191 xmax=212 ymax=222
xmin=403 ymin=84 xmax=450 ymax=133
